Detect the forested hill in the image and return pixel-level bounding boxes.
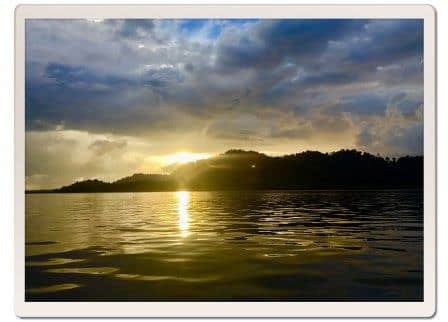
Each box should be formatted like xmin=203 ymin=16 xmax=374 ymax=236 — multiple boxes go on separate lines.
xmin=28 ymin=149 xmax=423 ymax=193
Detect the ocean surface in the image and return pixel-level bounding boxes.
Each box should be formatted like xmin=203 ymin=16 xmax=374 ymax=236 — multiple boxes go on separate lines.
xmin=25 ymin=190 xmax=423 ymax=301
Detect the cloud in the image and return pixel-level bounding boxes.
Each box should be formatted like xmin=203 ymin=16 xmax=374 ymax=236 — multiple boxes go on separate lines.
xmin=346 ymin=20 xmax=423 ymax=66
xmin=89 ymin=139 xmax=127 ymax=156
xmin=355 ymin=103 xmax=423 ymax=156
xmin=26 ymin=130 xmax=156 ymax=189
xmin=332 ymin=93 xmax=389 ymax=116
xmin=24 ymin=19 xmax=424 ymax=188
xmin=205 ymin=114 xmax=265 ymax=141
xmin=113 ymin=19 xmax=155 ymax=39
xmin=215 ymin=20 xmax=364 ymax=71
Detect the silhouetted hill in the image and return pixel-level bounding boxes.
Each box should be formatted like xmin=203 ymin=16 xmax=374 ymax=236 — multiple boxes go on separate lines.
xmin=55 ymin=174 xmax=178 ymax=193
xmin=27 ymin=149 xmax=423 ymax=193
xmin=57 ymin=179 xmax=110 ymax=193
xmin=173 ymin=149 xmax=423 ymax=190
xmin=110 ymin=174 xmax=178 ymax=192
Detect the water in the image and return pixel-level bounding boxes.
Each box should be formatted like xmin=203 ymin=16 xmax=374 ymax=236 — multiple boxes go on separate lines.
xmin=25 ymin=190 xmax=423 ymax=301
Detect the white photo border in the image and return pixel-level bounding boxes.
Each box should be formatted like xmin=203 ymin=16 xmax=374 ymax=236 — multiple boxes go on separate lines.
xmin=14 ymin=4 xmax=436 ymax=318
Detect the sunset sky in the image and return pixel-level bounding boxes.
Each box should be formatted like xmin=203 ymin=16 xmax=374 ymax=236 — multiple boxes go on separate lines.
xmin=25 ymin=19 xmax=423 ymax=189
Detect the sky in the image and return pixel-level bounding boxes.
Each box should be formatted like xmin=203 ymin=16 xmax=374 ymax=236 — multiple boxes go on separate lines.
xmin=25 ymin=19 xmax=424 ymax=189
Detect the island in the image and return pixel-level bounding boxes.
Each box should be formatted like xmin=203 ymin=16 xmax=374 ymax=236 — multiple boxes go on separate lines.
xmin=26 ymin=149 xmax=423 ymax=193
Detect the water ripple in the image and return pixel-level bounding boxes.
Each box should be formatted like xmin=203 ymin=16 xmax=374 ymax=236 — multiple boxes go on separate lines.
xmin=25 ymin=190 xmax=423 ymax=301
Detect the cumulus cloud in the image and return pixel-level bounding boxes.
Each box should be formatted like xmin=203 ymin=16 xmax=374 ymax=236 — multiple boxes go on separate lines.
xmin=355 ymin=100 xmax=423 ymax=156
xmin=88 ymin=139 xmax=127 ymax=156
xmin=25 ymin=18 xmax=424 ymax=189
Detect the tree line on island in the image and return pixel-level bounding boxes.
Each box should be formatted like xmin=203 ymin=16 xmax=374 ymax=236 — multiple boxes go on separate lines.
xmin=27 ymin=149 xmax=423 ymax=193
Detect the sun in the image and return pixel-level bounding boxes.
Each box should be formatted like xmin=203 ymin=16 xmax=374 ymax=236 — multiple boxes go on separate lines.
xmin=164 ymin=152 xmax=209 ymax=165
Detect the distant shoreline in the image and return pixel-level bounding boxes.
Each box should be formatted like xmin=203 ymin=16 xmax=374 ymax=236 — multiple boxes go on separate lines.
xmin=25 ymin=188 xmax=424 ymax=194
xmin=26 ymin=149 xmax=423 ymax=194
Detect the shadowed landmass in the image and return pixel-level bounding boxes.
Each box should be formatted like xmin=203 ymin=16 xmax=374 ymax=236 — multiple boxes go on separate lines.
xmin=27 ymin=149 xmax=423 ymax=193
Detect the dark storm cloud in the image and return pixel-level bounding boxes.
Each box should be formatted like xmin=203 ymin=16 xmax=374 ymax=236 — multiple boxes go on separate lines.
xmin=300 ymin=72 xmax=360 ymax=86
xmin=346 ymin=20 xmax=423 ymax=65
xmin=115 ymin=19 xmax=155 ymax=38
xmin=184 ymin=62 xmax=195 ymax=72
xmin=45 ymin=62 xmax=131 ymax=88
xmin=26 ymin=18 xmax=424 ymax=156
xmin=215 ymin=19 xmax=364 ymax=71
xmin=332 ymin=93 xmax=389 ymax=116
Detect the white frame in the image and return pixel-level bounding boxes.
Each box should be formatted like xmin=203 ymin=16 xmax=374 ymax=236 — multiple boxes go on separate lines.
xmin=14 ymin=4 xmax=436 ymax=318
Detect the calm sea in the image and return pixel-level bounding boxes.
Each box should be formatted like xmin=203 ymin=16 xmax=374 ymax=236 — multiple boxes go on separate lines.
xmin=25 ymin=190 xmax=423 ymax=301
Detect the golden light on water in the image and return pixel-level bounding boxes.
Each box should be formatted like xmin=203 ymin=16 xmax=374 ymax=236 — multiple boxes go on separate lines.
xmin=177 ymin=191 xmax=190 ymax=237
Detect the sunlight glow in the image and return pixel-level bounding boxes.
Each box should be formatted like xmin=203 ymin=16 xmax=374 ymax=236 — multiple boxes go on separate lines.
xmin=165 ymin=152 xmax=209 ymax=165
xmin=177 ymin=191 xmax=190 ymax=237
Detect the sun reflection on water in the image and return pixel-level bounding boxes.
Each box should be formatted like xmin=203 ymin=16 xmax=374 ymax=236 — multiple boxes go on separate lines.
xmin=177 ymin=191 xmax=190 ymax=237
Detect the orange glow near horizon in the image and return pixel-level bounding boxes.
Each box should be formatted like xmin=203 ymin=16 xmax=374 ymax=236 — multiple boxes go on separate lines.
xmin=164 ymin=152 xmax=210 ymax=165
